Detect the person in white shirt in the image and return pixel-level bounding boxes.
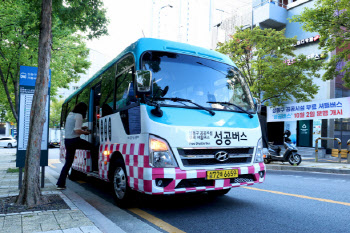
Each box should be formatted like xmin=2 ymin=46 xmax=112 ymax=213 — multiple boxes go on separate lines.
xmin=56 ymin=102 xmax=93 ymax=190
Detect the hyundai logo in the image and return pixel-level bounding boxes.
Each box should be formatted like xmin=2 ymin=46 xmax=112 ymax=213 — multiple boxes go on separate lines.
xmin=215 ymin=151 xmax=229 ymax=162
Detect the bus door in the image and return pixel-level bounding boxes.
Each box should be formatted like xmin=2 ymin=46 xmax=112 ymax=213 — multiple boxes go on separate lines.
xmin=91 ymin=83 xmax=101 ymax=147
xmin=89 ymin=83 xmax=101 ymax=171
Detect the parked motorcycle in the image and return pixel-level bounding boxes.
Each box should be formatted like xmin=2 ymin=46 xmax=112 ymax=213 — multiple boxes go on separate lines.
xmin=263 ymin=130 xmax=302 ymax=165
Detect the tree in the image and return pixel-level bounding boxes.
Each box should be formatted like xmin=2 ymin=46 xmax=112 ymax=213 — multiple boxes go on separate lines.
xmin=50 ymin=99 xmax=64 ymax=128
xmin=0 ymin=0 xmax=108 ymax=124
xmin=15 ymin=0 xmax=108 ymax=207
xmin=216 ymin=27 xmax=323 ymax=106
xmin=291 ymin=0 xmax=350 ymax=88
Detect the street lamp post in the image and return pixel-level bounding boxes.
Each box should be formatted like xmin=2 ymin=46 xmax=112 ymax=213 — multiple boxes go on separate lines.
xmin=158 ymin=4 xmax=173 ymax=38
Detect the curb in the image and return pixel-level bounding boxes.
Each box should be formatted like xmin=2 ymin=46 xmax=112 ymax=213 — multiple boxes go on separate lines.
xmin=46 ymin=168 xmax=126 ymax=233
xmin=266 ymin=165 xmax=350 ymax=174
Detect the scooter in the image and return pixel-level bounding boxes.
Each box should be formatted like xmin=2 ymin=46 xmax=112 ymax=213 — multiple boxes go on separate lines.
xmin=263 ymin=130 xmax=302 ymax=166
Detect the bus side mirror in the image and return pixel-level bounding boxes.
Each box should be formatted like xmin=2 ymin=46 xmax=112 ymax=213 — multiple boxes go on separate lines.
xmin=136 ymin=70 xmax=152 ymax=94
xmin=254 ymin=98 xmax=261 ymax=114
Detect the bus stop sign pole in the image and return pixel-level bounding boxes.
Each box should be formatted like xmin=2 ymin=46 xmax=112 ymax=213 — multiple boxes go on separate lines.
xmin=16 ymin=66 xmax=51 ymax=189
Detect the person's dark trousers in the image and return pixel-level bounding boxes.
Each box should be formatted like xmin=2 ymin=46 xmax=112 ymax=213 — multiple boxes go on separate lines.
xmin=56 ymin=137 xmax=94 ymax=187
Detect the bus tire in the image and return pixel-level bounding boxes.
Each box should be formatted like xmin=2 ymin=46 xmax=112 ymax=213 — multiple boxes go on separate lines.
xmin=208 ymin=188 xmax=231 ymax=197
xmin=264 ymin=158 xmax=271 ymax=164
xmin=110 ymin=159 xmax=133 ymax=208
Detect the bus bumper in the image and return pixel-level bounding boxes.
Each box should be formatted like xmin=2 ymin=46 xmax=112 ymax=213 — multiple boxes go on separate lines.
xmin=127 ymin=163 xmax=265 ymax=195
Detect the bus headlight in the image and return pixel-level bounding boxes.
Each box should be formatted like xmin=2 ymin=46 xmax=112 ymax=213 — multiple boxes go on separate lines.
xmin=254 ymin=138 xmax=263 ymax=163
xmin=149 ymin=135 xmax=178 ymax=168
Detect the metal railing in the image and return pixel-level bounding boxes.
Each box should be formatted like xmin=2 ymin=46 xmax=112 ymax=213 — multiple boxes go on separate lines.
xmin=315 ymin=137 xmax=341 ymax=163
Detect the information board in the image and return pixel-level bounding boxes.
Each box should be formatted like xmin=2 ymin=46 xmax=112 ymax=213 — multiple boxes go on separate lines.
xmin=267 ymin=97 xmax=350 ymax=122
xmin=16 ymin=66 xmax=51 ymax=167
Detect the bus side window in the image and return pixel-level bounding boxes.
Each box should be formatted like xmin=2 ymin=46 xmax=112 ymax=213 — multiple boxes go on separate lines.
xmin=67 ymin=97 xmax=77 ymax=114
xmin=115 ymin=68 xmax=134 ymax=111
xmin=61 ymin=103 xmax=68 ymax=129
xmin=100 ymin=64 xmax=116 ymax=116
xmin=77 ymin=87 xmax=90 ymax=122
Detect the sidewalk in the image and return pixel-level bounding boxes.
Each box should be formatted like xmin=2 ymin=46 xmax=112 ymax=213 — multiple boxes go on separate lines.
xmin=266 ymin=146 xmax=350 ymax=174
xmin=266 ymin=157 xmax=350 ymax=174
xmin=0 ymin=152 xmax=125 ymax=233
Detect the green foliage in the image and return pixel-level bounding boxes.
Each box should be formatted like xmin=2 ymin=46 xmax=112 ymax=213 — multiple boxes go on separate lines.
xmin=49 ymin=99 xmax=63 ymax=128
xmin=217 ymin=27 xmax=322 ymax=106
xmin=0 ymin=0 xmax=108 ymax=123
xmin=291 ymin=0 xmax=350 ymax=87
xmin=7 ymin=168 xmax=19 ymax=173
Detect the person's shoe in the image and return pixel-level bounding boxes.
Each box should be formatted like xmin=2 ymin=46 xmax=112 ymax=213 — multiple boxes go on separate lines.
xmin=56 ymin=186 xmax=66 ymax=190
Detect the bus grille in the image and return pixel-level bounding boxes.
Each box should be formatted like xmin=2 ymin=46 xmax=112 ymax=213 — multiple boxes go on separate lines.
xmin=178 ymin=148 xmax=254 ymax=167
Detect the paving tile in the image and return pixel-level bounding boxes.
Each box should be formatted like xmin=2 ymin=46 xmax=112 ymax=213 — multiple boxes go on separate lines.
xmin=80 ymin=225 xmax=103 ymax=233
xmin=59 ymin=220 xmax=86 ymax=230
xmin=4 ymin=215 xmax=22 ymax=222
xmin=0 ymin=217 xmax=4 ymax=229
xmin=62 ymin=227 xmax=83 ymax=233
xmin=41 ymin=222 xmax=61 ymax=232
xmin=22 ymin=215 xmax=42 ymax=223
xmin=1 ymin=225 xmax=22 ymax=233
xmin=54 ymin=213 xmax=73 ymax=223
xmin=36 ymin=230 xmax=63 ymax=233
xmin=69 ymin=212 xmax=86 ymax=219
xmin=23 ymin=224 xmax=42 ymax=233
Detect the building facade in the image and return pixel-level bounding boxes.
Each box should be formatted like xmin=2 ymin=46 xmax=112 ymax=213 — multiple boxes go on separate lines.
xmin=254 ymin=0 xmax=350 ymax=149
xmin=215 ymin=0 xmax=349 ymax=149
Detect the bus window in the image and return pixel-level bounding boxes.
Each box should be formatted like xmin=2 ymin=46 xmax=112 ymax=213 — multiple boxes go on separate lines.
xmin=60 ymin=103 xmax=67 ymax=128
xmin=92 ymin=83 xmax=101 ymax=146
xmin=116 ymin=55 xmax=134 ymax=75
xmin=77 ymin=87 xmax=90 ymax=122
xmin=115 ymin=68 xmax=134 ymax=111
xmin=100 ymin=64 xmax=116 ymax=116
xmin=67 ymin=97 xmax=77 ymax=113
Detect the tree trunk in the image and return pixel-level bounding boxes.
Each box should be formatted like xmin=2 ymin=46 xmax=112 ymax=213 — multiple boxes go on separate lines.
xmin=0 ymin=68 xmax=18 ymax=123
xmin=16 ymin=0 xmax=52 ymax=207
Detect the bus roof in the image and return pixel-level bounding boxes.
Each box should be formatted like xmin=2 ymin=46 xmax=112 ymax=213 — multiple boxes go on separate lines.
xmin=63 ymin=38 xmax=234 ymax=104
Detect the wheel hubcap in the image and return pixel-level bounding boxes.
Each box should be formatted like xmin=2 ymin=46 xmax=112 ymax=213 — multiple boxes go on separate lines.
xmin=113 ymin=167 xmax=126 ymax=199
xmin=291 ymin=155 xmax=300 ymax=163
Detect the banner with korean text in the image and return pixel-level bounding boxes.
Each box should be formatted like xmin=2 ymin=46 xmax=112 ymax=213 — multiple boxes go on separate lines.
xmin=267 ymin=97 xmax=350 ymax=122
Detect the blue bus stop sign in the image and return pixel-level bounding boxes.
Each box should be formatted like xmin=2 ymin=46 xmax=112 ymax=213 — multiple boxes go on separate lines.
xmin=16 ymin=66 xmax=51 ymax=168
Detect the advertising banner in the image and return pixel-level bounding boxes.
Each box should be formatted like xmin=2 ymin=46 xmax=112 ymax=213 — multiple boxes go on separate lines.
xmin=267 ymin=97 xmax=350 ymax=122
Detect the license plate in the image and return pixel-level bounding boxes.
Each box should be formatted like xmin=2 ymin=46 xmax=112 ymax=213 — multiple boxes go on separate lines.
xmin=207 ymin=169 xmax=238 ymax=180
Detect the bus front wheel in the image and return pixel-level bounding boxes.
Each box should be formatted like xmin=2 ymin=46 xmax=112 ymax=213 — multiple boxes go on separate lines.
xmin=110 ymin=159 xmax=133 ymax=208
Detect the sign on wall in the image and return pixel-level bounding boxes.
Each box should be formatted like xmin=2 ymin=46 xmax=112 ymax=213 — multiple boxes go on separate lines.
xmin=293 ymin=35 xmax=320 ymax=47
xmin=267 ymin=97 xmax=350 ymax=122
xmin=284 ymin=53 xmax=327 ymax=65
xmin=16 ymin=66 xmax=51 ymax=167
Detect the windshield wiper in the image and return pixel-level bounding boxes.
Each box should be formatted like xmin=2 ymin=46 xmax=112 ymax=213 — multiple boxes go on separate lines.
xmin=155 ymin=97 xmax=215 ymax=116
xmin=207 ymin=101 xmax=253 ymax=118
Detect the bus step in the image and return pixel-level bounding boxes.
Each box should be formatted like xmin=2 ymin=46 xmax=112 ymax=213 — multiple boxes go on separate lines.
xmin=86 ymin=172 xmax=100 ymax=178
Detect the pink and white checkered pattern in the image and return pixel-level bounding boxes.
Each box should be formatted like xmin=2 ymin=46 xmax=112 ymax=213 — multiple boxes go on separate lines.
xmin=59 ymin=145 xmax=91 ymax=173
xmin=98 ymin=143 xmax=147 ymax=181
xmin=59 ymin=145 xmax=66 ymax=163
xmin=73 ymin=150 xmax=91 ymax=173
xmin=100 ymin=142 xmax=266 ymax=195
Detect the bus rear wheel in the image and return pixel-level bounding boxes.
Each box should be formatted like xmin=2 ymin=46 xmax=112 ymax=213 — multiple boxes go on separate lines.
xmin=110 ymin=159 xmax=133 ymax=208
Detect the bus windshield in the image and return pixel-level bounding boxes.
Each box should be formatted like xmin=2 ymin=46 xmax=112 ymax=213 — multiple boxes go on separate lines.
xmin=141 ymin=51 xmax=255 ymax=112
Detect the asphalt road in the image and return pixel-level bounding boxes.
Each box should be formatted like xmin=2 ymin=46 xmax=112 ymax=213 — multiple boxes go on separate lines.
xmin=48 ymin=149 xmax=350 ymax=233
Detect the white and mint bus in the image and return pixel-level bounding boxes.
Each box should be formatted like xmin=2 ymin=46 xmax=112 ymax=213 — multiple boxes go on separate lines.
xmin=60 ymin=38 xmax=265 ymax=207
